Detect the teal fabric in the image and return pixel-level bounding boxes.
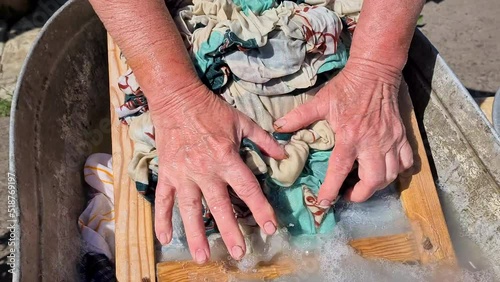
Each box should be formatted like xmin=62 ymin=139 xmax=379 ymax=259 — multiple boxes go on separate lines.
xmin=265 ymin=150 xmax=336 ymax=237
xmin=193 ymin=31 xmax=225 ymax=77
xmin=202 ymin=58 xmax=228 ymax=90
xmin=240 ymin=139 xmax=336 ymax=237
xmin=317 ymin=41 xmax=348 ymax=74
xmin=271 ymin=132 xmax=294 ymax=141
xmin=232 ymin=0 xmax=276 ymax=15
xmin=193 ymin=30 xmax=259 ymax=90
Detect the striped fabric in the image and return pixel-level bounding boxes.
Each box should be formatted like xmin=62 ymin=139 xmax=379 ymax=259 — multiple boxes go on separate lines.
xmin=79 ymin=154 xmax=116 ymax=261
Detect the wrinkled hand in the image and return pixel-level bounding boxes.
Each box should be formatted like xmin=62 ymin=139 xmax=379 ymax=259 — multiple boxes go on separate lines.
xmin=150 ymin=85 xmax=286 ymax=264
xmin=274 ymin=59 xmax=413 ymax=205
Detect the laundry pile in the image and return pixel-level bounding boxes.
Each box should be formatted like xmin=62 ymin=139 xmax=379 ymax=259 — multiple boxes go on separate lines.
xmin=115 ymin=0 xmax=362 ymax=258
xmin=78 ymin=153 xmax=117 ymax=281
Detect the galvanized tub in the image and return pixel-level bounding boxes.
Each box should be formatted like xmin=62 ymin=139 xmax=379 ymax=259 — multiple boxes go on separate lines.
xmin=9 ymin=0 xmax=109 ymax=280
xmin=9 ymin=0 xmax=500 ymax=280
xmin=404 ymin=32 xmax=500 ymax=275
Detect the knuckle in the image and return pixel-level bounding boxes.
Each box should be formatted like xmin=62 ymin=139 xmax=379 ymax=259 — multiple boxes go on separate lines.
xmin=187 ymin=230 xmax=206 ymax=242
xmin=257 ymin=132 xmax=275 ymax=146
xmin=234 ymin=182 xmax=262 ymax=200
xmin=312 ymin=103 xmax=323 ymax=118
xmin=388 ymin=124 xmax=405 ymax=145
xmin=178 ymin=196 xmax=201 ymax=215
xmin=251 ymin=203 xmax=274 ymax=221
xmin=365 ymin=177 xmax=386 ymax=189
xmin=332 ymin=162 xmax=352 ymax=175
xmin=293 ymin=107 xmax=307 ymax=120
xmin=154 ymin=204 xmax=172 ymax=220
xmin=393 ymin=123 xmax=405 ymax=138
xmin=220 ymin=229 xmax=238 ymax=240
xmin=387 ymin=171 xmax=398 ymax=182
xmin=406 ymin=156 xmax=414 ymax=168
xmin=155 ymin=190 xmax=174 ymax=208
xmin=214 ymin=142 xmax=237 ymax=159
xmin=400 ymin=142 xmax=414 ymax=169
xmin=205 ymin=194 xmax=233 ymax=214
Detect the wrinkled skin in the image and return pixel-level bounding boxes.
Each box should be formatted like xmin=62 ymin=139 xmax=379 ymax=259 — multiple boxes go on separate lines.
xmin=89 ymin=0 xmax=424 ymax=264
xmin=274 ymin=59 xmax=414 ymax=205
xmin=149 ymin=85 xmax=287 ymax=263
xmin=150 ymin=59 xmax=414 ymax=264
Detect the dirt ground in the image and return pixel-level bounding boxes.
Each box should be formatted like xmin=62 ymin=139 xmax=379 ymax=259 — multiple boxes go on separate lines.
xmin=0 ymin=0 xmax=499 ymax=280
xmin=420 ymin=0 xmax=500 ymax=95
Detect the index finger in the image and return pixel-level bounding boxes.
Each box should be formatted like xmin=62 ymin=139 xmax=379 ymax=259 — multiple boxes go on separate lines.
xmin=317 ymin=143 xmax=356 ymax=207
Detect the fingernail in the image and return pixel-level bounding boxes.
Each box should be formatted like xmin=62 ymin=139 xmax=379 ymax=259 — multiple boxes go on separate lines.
xmin=263 ymin=221 xmax=277 ymax=235
xmin=273 ymin=118 xmax=287 ymax=129
xmin=195 ymin=249 xmax=207 ymax=264
xmin=318 ymin=200 xmax=331 ymax=209
xmin=231 ymin=245 xmax=245 ymax=260
xmin=281 ymin=146 xmax=289 ymax=159
xmin=159 ymin=233 xmax=169 ymax=245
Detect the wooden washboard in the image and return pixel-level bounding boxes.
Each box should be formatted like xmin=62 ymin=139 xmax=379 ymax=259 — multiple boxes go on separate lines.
xmin=107 ymin=35 xmax=456 ymax=282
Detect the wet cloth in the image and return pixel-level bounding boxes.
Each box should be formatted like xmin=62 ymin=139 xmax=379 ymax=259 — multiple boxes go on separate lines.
xmin=117 ymin=0 xmax=363 ymax=241
xmin=265 ymin=150 xmax=336 ymax=236
xmin=242 ymin=120 xmax=335 ymax=186
xmin=240 ymin=130 xmax=336 ymax=237
xmin=79 ymin=154 xmax=116 ymax=261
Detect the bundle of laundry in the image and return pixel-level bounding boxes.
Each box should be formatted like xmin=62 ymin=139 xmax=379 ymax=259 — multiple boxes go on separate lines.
xmin=115 ymin=0 xmax=363 ymax=253
xmin=78 ymin=153 xmax=117 ymax=281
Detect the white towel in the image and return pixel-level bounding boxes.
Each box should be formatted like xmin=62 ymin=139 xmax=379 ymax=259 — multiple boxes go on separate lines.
xmin=79 ymin=153 xmax=116 ymax=261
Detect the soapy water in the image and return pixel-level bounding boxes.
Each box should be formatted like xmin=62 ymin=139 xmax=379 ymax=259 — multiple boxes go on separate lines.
xmin=157 ymin=186 xmax=498 ymax=281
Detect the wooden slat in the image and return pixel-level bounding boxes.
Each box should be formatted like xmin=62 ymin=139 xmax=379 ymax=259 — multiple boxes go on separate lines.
xmin=348 ymin=233 xmax=419 ymax=262
xmin=474 ymin=97 xmax=494 ymax=123
xmin=157 ymin=233 xmax=420 ymax=281
xmin=157 ymin=256 xmax=298 ymax=282
xmin=108 ymin=34 xmax=156 ymax=282
xmin=397 ymin=82 xmax=456 ymax=264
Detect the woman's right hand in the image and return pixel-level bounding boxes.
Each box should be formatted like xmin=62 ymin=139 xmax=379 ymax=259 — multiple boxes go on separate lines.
xmin=149 ymin=84 xmax=287 ymax=263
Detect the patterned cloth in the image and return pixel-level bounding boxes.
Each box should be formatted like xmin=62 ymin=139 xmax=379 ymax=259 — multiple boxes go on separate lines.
xmin=77 ymin=156 xmax=117 ymax=281
xmin=177 ymin=0 xmax=347 ymax=92
xmin=79 ymin=153 xmax=116 ymax=261
xmin=117 ymin=0 xmax=363 ymax=242
xmin=241 ymin=120 xmax=335 ymax=187
xmin=241 ymin=135 xmax=336 ymax=236
xmin=116 ymin=69 xmax=148 ymax=125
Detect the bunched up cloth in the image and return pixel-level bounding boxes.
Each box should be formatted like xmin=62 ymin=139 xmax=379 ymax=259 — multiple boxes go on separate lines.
xmin=115 ymin=0 xmax=363 ymax=245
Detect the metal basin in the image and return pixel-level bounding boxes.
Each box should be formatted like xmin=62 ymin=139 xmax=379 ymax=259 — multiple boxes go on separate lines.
xmin=9 ymin=0 xmax=500 ymax=280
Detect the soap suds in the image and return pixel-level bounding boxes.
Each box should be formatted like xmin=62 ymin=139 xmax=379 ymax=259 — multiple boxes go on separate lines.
xmin=157 ymin=187 xmax=497 ymax=281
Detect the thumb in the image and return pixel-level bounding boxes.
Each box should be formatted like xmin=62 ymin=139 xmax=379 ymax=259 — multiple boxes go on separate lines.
xmin=273 ymin=99 xmax=325 ymax=132
xmin=317 ymin=143 xmax=356 ymax=207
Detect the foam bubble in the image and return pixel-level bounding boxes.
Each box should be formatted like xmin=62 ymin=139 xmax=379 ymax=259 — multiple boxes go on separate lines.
xmin=312 ymin=226 xmax=496 ymax=282
xmin=157 ymin=186 xmax=497 ymax=281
